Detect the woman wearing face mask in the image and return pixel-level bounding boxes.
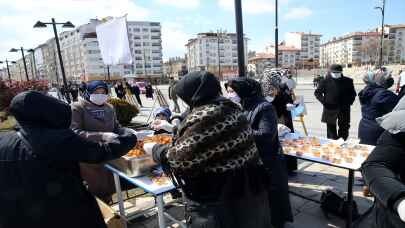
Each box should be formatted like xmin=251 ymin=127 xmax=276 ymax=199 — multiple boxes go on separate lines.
xmin=70 ymin=80 xmax=131 ymax=202
xmin=261 ymin=70 xmax=298 ymax=175
xmin=143 ymin=71 xmax=272 ymax=228
xmin=354 ymin=96 xmax=405 ymax=228
xmin=358 ymin=69 xmax=399 ymax=146
xmin=227 ymin=78 xmax=293 ymax=228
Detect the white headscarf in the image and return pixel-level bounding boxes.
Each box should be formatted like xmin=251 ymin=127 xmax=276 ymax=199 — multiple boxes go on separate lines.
xmin=377 ymin=96 xmax=405 ymax=134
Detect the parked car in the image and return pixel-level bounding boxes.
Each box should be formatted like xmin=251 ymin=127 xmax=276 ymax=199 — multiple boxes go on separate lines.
xmin=135 ymin=81 xmax=146 ymax=94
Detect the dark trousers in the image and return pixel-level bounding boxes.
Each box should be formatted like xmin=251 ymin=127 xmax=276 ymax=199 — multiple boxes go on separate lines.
xmin=134 ymin=94 xmax=142 ymax=106
xmin=326 ymin=109 xmax=351 ymax=140
xmin=172 ymin=99 xmax=180 ymax=113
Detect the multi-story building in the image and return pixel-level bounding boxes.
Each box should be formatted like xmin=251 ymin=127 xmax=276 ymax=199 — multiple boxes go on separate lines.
xmin=127 ymin=21 xmax=163 ymax=78
xmin=163 ymin=57 xmax=188 ymax=80
xmin=186 ymin=32 xmax=248 ymax=79
xmin=248 ymin=52 xmax=275 ymax=77
xmin=265 ymin=45 xmax=300 ymax=68
xmin=379 ymin=24 xmax=405 ymax=64
xmin=320 ymin=32 xmax=380 ymax=67
xmin=285 ymin=32 xmax=322 ymax=68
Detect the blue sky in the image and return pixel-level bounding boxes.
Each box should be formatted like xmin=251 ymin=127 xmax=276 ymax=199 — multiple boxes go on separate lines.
xmin=0 ymin=0 xmax=404 ymax=61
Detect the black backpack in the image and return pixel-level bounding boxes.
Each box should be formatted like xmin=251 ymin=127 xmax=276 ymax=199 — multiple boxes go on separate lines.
xmin=320 ymin=189 xmax=360 ymax=221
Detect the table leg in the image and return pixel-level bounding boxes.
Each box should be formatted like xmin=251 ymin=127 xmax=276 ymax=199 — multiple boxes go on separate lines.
xmin=156 ymin=195 xmax=166 ymax=228
xmin=346 ymin=170 xmax=354 ymax=228
xmin=113 ymin=173 xmax=127 ymax=228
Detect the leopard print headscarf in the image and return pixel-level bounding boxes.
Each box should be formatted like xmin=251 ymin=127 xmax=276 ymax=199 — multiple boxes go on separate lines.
xmin=166 ymin=100 xmax=260 ymax=177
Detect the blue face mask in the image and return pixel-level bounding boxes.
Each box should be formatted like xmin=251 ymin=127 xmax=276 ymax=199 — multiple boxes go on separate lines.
xmin=227 ymin=92 xmax=241 ymax=104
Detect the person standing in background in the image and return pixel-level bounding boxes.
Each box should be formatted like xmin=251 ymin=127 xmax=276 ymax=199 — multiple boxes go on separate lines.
xmin=397 ymin=69 xmax=405 ymax=100
xmin=131 ymin=82 xmax=143 ymax=107
xmin=145 ymin=82 xmax=154 ymax=99
xmin=315 ymin=64 xmax=357 ymax=140
xmin=358 ymin=69 xmax=398 ymax=145
xmin=114 ymin=81 xmax=126 ymax=100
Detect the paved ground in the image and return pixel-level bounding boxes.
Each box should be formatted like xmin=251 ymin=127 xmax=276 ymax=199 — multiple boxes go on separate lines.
xmin=115 ymin=82 xmax=374 ymax=228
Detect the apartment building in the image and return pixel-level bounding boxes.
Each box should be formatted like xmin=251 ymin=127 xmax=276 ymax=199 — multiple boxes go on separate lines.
xmin=285 ymin=32 xmax=321 ymax=67
xmin=163 ymin=57 xmax=188 ymax=79
xmin=186 ymin=32 xmax=248 ymax=78
xmin=127 ymin=21 xmax=163 ymax=78
xmin=265 ymin=45 xmax=300 ymax=68
xmin=248 ymin=52 xmax=275 ymax=76
xmin=320 ymin=32 xmax=380 ymax=67
xmin=380 ymin=24 xmax=405 ymax=64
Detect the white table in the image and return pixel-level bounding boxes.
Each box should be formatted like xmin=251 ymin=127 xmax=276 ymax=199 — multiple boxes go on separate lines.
xmin=104 ymin=164 xmax=186 ymax=228
xmin=280 ymin=134 xmax=374 ymax=228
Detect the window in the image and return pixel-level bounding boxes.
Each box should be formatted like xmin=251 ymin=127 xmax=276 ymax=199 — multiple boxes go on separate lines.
xmin=152 ymin=50 xmax=161 ymax=54
xmin=134 ymin=42 xmax=141 ymax=47
xmin=135 ymin=57 xmax=143 ymax=60
xmin=142 ymin=28 xmax=149 ymax=32
xmin=152 ymin=43 xmax=160 ymax=47
xmin=151 ymin=36 xmax=160 ymax=40
xmin=145 ymin=64 xmax=151 ymax=68
xmin=134 ymin=50 xmax=142 ymax=54
xmin=150 ymin=22 xmax=160 ymax=26
xmin=134 ymin=36 xmax=141 ymax=40
xmin=143 ymin=35 xmax=149 ymax=39
xmin=151 ymin=29 xmax=160 ymax=33
xmin=134 ymin=28 xmax=140 ymax=32
xmin=143 ymin=42 xmax=150 ymax=46
xmin=135 ymin=64 xmax=143 ymax=68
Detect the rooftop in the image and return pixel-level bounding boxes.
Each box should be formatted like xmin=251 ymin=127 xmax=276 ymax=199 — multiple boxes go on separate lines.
xmin=248 ymin=52 xmax=275 ymax=62
xmin=321 ymin=32 xmax=380 ymax=46
xmin=288 ymin=32 xmax=322 ymax=36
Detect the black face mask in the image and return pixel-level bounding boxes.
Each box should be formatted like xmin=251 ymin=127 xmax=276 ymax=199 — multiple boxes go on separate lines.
xmin=384 ymin=77 xmax=394 ymax=89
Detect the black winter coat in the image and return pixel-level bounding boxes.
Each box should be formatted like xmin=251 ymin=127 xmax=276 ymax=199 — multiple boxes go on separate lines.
xmin=0 ymin=91 xmax=137 ymax=228
xmin=315 ymin=75 xmax=356 ymax=123
xmin=244 ymin=96 xmax=293 ymax=227
xmin=272 ymin=88 xmax=294 ymax=131
xmin=358 ymin=85 xmax=398 ymax=145
xmin=355 ymin=131 xmax=405 ymax=228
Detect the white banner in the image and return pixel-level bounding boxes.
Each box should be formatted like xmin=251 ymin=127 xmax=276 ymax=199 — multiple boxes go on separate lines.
xmin=96 ymin=16 xmax=132 ymax=65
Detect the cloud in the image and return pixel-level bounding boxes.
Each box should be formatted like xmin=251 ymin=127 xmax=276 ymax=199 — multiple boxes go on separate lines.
xmin=284 ymin=7 xmax=313 ymax=20
xmin=217 ymin=0 xmax=290 ymax=14
xmin=155 ymin=0 xmax=201 ymax=9
xmin=0 ymin=0 xmax=150 ymax=60
xmin=161 ymin=22 xmax=191 ymax=60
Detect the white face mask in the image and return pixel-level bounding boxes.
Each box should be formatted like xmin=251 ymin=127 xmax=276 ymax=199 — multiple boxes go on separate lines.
xmin=227 ymin=92 xmax=241 ymax=104
xmin=90 ymin=94 xmax=108 ymax=105
xmin=331 ymin=72 xmax=342 ymax=79
xmin=265 ymin=96 xmax=275 ymax=103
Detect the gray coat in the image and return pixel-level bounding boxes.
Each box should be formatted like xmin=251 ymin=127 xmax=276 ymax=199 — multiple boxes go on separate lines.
xmin=70 ymin=98 xmax=122 ymax=200
xmin=71 ymin=98 xmax=121 ymax=142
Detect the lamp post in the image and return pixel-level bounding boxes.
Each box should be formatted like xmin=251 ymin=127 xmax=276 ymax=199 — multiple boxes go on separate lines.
xmin=0 ymin=60 xmax=16 ymax=82
xmin=375 ymin=0 xmax=386 ymax=68
xmin=275 ymin=0 xmax=279 ymax=68
xmin=217 ymin=29 xmax=224 ymax=80
xmin=34 ymin=18 xmax=74 ymax=103
xmin=234 ymin=0 xmax=246 ymax=77
xmin=27 ymin=49 xmax=37 ymax=79
xmin=9 ymin=47 xmax=30 ymax=81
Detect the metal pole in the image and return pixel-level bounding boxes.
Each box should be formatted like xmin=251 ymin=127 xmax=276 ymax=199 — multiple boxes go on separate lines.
xmin=379 ymin=0 xmax=385 ymax=68
xmin=30 ymin=54 xmax=35 ymax=80
xmin=52 ymin=18 xmax=71 ymax=103
xmin=20 ymin=47 xmax=29 ymax=81
xmin=346 ymin=170 xmax=355 ymax=228
xmin=234 ymin=0 xmax=246 ymax=77
xmin=6 ymin=60 xmax=11 ymax=82
xmin=275 ymin=0 xmax=279 ymax=68
xmin=217 ymin=30 xmax=221 ymax=79
xmin=31 ymin=51 xmax=37 ymax=79
xmin=107 ymin=65 xmax=111 ymax=81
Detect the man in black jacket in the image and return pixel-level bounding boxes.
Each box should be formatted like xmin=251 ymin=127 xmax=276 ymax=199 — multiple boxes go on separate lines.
xmin=315 ymin=64 xmax=357 ymax=140
xmin=0 ymin=91 xmax=137 ymax=228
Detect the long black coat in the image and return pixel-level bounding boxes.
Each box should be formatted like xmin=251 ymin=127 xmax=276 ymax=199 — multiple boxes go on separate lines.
xmin=315 ymin=75 xmax=356 ymax=124
xmin=354 ymin=131 xmax=405 ymax=228
xmin=358 ymin=85 xmax=398 ymax=145
xmin=244 ymin=96 xmax=293 ymax=227
xmin=0 ymin=91 xmax=137 ymax=228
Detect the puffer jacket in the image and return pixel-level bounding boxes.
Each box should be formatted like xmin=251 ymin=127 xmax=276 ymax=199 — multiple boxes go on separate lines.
xmin=355 ymin=131 xmax=405 ymax=228
xmin=358 ymin=85 xmax=398 ymax=145
xmin=0 ymin=91 xmax=136 ymax=228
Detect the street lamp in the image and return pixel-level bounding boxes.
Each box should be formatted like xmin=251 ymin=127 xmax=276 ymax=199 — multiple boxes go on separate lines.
xmin=275 ymin=0 xmax=279 ymax=68
xmin=374 ymin=0 xmax=386 ymax=68
xmin=34 ymin=18 xmax=75 ymax=103
xmin=0 ymin=60 xmax=16 ymax=82
xmin=9 ymin=47 xmax=30 ymax=81
xmin=234 ymin=0 xmax=246 ymax=77
xmin=27 ymin=49 xmax=37 ymax=79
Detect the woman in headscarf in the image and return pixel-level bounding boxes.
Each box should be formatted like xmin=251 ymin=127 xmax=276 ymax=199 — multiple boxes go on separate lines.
xmin=143 ymin=71 xmax=272 ymax=228
xmin=227 ymin=77 xmax=293 ymax=228
xmin=261 ymin=69 xmax=298 ymax=175
xmin=70 ymin=80 xmax=133 ymax=202
xmin=358 ymin=69 xmax=398 ymax=145
xmin=354 ymin=96 xmax=405 ymax=228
